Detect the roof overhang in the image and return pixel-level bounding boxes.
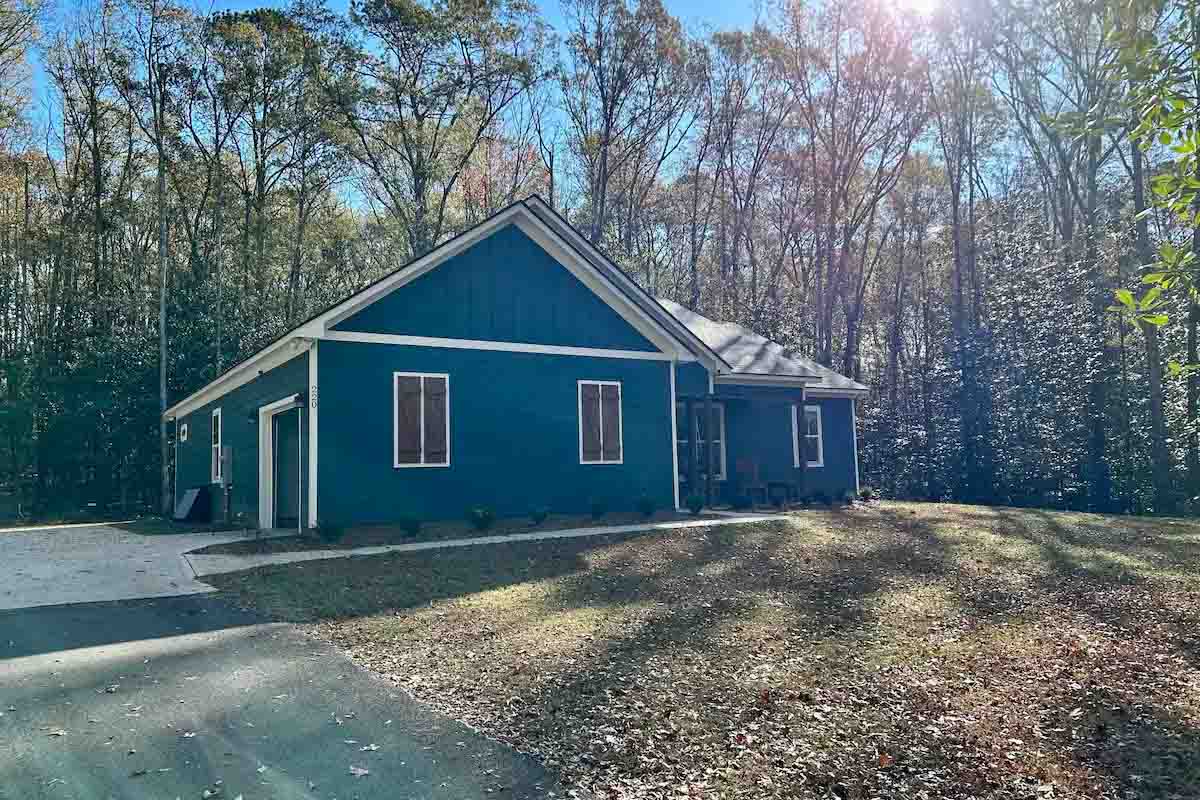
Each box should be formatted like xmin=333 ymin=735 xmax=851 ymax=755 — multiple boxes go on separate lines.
xmin=714 ymin=373 xmax=820 ymax=388
xmin=164 ymin=336 xmax=313 ymax=420
xmin=805 ymin=386 xmax=870 ymax=399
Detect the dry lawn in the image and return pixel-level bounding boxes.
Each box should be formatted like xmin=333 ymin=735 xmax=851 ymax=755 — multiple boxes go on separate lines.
xmin=208 ymin=501 xmax=1200 ymax=799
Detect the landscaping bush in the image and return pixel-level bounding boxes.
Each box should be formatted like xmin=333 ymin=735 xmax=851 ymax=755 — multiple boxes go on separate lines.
xmin=685 ymin=493 xmax=705 ymax=515
xmin=398 ymin=516 xmax=421 ymax=537
xmin=589 ymin=497 xmax=607 ymax=520
xmin=859 ymin=486 xmax=876 ymax=501
xmin=730 ymin=494 xmax=753 ymax=511
xmin=467 ymin=507 xmax=495 ymax=531
xmin=530 ymin=507 xmax=550 ymax=526
xmin=316 ymin=523 xmax=345 ymax=543
xmin=636 ymin=493 xmax=656 ymax=518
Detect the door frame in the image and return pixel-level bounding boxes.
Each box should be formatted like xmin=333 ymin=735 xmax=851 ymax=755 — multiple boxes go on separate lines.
xmin=258 ymin=394 xmax=303 ymax=530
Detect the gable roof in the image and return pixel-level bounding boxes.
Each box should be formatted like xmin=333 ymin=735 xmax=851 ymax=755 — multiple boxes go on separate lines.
xmin=656 ymin=299 xmax=868 ymax=396
xmin=164 ymin=197 xmax=729 ymax=420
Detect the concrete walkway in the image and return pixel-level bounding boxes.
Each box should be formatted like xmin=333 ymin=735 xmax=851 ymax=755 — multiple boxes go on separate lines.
xmin=186 ymin=513 xmax=781 ymax=577
xmin=0 ymin=524 xmax=278 ymax=611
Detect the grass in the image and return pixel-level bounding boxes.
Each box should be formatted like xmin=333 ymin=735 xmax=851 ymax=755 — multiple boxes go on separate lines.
xmin=208 ymin=501 xmax=1200 ymax=799
xmin=192 ymin=510 xmax=712 ymax=555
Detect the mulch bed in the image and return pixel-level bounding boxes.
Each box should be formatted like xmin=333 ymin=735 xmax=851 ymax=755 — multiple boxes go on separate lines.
xmin=209 ymin=502 xmax=1200 ymax=799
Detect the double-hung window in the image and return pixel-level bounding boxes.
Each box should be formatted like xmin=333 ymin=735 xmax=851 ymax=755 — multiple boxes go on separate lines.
xmin=579 ymin=380 xmax=622 ymax=464
xmin=394 ymin=373 xmax=450 ymax=467
xmin=211 ymin=408 xmax=223 ymax=483
xmin=792 ymin=404 xmax=824 ymax=468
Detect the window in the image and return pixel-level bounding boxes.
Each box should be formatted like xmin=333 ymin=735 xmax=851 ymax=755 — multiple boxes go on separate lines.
xmin=211 ymin=408 xmax=223 ymax=483
xmin=579 ymin=380 xmax=622 ymax=464
xmin=393 ymin=373 xmax=450 ymax=467
xmin=675 ymin=402 xmax=725 ymax=481
xmin=792 ymin=404 xmax=823 ymax=468
xmin=179 ymin=422 xmax=188 ymax=442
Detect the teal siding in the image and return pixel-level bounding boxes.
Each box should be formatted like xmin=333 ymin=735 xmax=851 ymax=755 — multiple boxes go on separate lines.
xmin=333 ymin=224 xmax=658 ymax=352
xmin=316 ymin=340 xmax=674 ymax=525
xmin=674 ymin=362 xmax=710 ymax=396
xmin=174 ymin=352 xmax=309 ymax=526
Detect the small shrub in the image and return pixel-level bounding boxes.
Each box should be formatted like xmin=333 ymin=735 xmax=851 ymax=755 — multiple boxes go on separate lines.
xmin=730 ymin=494 xmax=753 ymax=511
xmin=685 ymin=493 xmax=705 ymax=515
xmin=530 ymin=507 xmax=550 ymax=526
xmin=589 ymin=497 xmax=607 ymax=519
xmin=859 ymin=486 xmax=876 ymax=501
xmin=316 ymin=523 xmax=345 ymax=543
xmin=636 ymin=493 xmax=656 ymax=518
xmin=467 ymin=507 xmax=495 ymax=531
xmin=398 ymin=516 xmax=421 ymax=537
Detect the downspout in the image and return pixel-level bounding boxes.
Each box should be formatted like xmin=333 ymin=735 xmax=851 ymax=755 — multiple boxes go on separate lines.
xmin=670 ymin=359 xmax=680 ymax=511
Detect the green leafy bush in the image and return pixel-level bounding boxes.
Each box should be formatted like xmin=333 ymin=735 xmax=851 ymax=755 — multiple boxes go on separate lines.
xmin=685 ymin=493 xmax=705 ymax=515
xmin=589 ymin=497 xmax=607 ymax=519
xmin=530 ymin=507 xmax=550 ymax=526
xmin=636 ymin=493 xmax=656 ymax=518
xmin=398 ymin=516 xmax=421 ymax=537
xmin=467 ymin=507 xmax=495 ymax=531
xmin=731 ymin=494 xmax=753 ymax=511
xmin=859 ymin=486 xmax=876 ymax=501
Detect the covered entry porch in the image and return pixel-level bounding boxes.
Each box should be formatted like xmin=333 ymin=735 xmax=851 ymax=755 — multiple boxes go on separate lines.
xmin=676 ymin=381 xmax=821 ymax=508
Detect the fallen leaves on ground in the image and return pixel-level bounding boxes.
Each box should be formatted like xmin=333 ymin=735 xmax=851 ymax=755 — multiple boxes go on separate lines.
xmin=212 ymin=502 xmax=1200 ymax=799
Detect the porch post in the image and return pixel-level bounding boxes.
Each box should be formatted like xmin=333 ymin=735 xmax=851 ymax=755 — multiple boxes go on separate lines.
xmin=704 ymin=389 xmax=714 ymax=507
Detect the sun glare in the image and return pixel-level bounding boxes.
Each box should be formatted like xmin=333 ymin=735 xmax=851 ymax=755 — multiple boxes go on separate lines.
xmin=894 ymin=0 xmax=940 ymax=17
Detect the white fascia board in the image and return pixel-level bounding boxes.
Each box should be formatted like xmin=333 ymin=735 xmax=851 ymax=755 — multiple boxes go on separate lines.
xmin=163 ymin=337 xmax=311 ymax=420
xmin=714 ymin=373 xmax=820 ymax=388
xmin=523 ymin=197 xmax=732 ymax=372
xmin=804 ymin=386 xmax=870 ymax=399
xmin=324 ymin=330 xmax=679 ymax=361
xmin=322 ymin=206 xmax=523 ymax=330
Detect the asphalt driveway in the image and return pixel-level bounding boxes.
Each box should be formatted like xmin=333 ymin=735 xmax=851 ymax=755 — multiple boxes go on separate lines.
xmin=0 ymin=594 xmax=559 ymax=799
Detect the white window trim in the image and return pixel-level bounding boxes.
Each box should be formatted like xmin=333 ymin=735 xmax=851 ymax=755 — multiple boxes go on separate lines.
xmin=392 ymin=372 xmax=451 ymax=468
xmin=179 ymin=422 xmax=188 ymax=442
xmin=578 ymin=380 xmax=623 ymax=465
xmin=211 ymin=408 xmax=223 ymax=484
xmin=676 ymin=401 xmax=726 ymax=481
xmin=792 ymin=404 xmax=824 ymax=468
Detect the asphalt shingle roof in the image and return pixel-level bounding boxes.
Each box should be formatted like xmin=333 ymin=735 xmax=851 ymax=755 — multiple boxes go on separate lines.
xmin=656 ymin=299 xmax=868 ymax=394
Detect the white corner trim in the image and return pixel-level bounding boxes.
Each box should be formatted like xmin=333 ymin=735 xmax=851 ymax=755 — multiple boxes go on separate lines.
xmin=307 ymin=340 xmax=319 ymax=528
xmin=578 ymin=379 xmax=623 ymax=465
xmin=257 ymin=394 xmax=304 ymax=529
xmin=851 ymin=398 xmax=861 ymax=494
xmin=669 ymin=362 xmax=680 ymax=511
xmin=324 ymin=330 xmax=676 ymax=361
xmin=393 ymin=372 xmax=451 ymax=468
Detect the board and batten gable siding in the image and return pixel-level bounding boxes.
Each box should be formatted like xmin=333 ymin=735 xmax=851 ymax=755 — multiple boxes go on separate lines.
xmin=709 ymin=384 xmax=858 ymax=500
xmin=332 ymin=224 xmax=659 ymax=352
xmin=674 ymin=362 xmax=712 ymax=396
xmin=174 ymin=351 xmax=310 ymax=525
xmin=316 ymin=339 xmax=675 ymax=525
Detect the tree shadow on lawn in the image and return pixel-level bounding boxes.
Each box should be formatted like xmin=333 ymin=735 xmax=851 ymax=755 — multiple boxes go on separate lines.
xmin=214 ymin=504 xmax=1200 ymax=797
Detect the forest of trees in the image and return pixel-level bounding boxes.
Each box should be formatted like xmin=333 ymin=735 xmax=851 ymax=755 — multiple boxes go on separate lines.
xmin=1 ymin=0 xmax=1198 ymax=518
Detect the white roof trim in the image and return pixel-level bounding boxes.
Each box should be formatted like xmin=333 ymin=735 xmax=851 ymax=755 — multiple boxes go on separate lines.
xmin=164 ymin=337 xmax=310 ymax=420
xmin=714 ymin=373 xmax=819 ymax=388
xmin=163 ymin=200 xmax=711 ymax=420
xmin=805 ymin=386 xmax=869 ymax=399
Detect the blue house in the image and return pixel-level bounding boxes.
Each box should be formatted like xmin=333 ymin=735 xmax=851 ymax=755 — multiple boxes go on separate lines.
xmin=165 ymin=197 xmax=867 ymax=530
